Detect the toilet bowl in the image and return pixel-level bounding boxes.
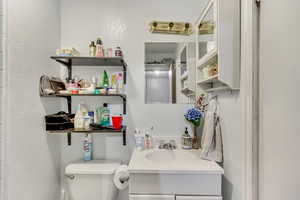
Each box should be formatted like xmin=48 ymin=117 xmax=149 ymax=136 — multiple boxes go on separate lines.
xmin=65 ymin=160 xmax=121 ymax=200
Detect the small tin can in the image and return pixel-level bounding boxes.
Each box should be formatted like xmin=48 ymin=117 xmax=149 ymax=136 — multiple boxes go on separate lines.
xmin=115 ymin=47 xmax=123 ymax=57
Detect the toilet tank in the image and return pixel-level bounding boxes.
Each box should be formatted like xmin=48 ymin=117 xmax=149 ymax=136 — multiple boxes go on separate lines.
xmin=65 ymin=160 xmax=121 ymax=200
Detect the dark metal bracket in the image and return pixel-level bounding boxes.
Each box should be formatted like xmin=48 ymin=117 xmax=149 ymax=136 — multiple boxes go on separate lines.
xmin=122 ymin=126 xmax=127 ymax=145
xmin=120 ymin=95 xmax=127 ymax=115
xmin=67 ymin=132 xmax=72 ymax=146
xmin=121 ymin=60 xmax=127 ymax=84
xmin=54 ymin=58 xmax=70 ymax=67
xmin=60 ymin=96 xmax=72 ymax=145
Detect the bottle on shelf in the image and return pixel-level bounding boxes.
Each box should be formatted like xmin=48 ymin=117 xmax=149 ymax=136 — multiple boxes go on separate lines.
xmin=100 ymin=103 xmax=110 ymax=127
xmin=102 ymin=70 xmax=110 ymax=89
xmin=94 ymin=105 xmax=101 ymax=124
xmin=74 ymin=100 xmax=89 ymax=129
xmin=115 ymin=47 xmax=123 ymax=57
xmin=89 ymin=41 xmax=96 ymax=57
xmin=96 ymin=38 xmax=104 ymax=57
xmin=116 ymin=73 xmax=124 ymax=94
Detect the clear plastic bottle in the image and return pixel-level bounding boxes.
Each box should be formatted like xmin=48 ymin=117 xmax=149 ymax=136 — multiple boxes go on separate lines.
xmin=74 ymin=101 xmax=89 ymax=129
xmin=134 ymin=129 xmax=144 ymax=151
xmin=74 ymin=104 xmax=84 ymax=129
xmin=89 ymin=41 xmax=96 ymax=57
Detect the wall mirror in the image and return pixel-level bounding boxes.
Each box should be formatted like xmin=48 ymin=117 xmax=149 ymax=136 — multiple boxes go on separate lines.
xmin=145 ymin=42 xmax=196 ymax=104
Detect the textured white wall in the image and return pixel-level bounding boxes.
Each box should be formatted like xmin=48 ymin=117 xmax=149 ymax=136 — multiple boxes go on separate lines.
xmin=5 ymin=0 xmax=62 ymax=200
xmin=218 ymin=92 xmax=244 ymax=200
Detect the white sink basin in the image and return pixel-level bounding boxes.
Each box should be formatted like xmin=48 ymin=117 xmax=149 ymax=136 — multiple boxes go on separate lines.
xmin=129 ymin=149 xmax=224 ymax=174
xmin=145 ymin=150 xmax=175 ymax=163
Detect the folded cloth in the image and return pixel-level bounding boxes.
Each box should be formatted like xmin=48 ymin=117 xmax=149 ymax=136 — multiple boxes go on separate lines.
xmin=200 ymin=99 xmax=223 ymax=163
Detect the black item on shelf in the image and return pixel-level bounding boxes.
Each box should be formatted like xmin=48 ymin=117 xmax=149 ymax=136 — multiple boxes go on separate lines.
xmin=45 ymin=111 xmax=74 ymax=131
xmin=40 ymin=75 xmax=66 ymax=96
xmin=89 ymin=123 xmax=116 ymax=131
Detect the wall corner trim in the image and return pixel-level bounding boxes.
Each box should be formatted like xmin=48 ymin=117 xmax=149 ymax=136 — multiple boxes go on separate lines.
xmin=240 ymin=0 xmax=259 ymax=200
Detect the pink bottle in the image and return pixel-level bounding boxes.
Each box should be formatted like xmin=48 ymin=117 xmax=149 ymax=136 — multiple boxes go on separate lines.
xmin=96 ymin=38 xmax=104 ymax=57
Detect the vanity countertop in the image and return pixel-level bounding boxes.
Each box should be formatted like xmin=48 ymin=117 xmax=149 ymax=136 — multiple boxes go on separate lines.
xmin=128 ymin=148 xmax=224 ymax=174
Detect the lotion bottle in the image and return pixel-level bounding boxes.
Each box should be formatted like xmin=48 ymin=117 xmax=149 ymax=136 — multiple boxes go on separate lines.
xmin=96 ymin=38 xmax=104 ymax=57
xmin=83 ymin=134 xmax=93 ymax=161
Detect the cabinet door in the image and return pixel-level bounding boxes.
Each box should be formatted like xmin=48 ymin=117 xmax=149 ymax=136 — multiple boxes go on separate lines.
xmin=176 ymin=196 xmax=222 ymax=200
xmin=130 ymin=194 xmax=174 ymax=200
xmin=196 ymin=0 xmax=217 ymax=63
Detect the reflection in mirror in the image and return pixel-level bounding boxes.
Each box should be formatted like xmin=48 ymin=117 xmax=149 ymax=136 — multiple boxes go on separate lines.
xmin=198 ymin=3 xmax=216 ymax=60
xmin=145 ymin=42 xmax=195 ymax=104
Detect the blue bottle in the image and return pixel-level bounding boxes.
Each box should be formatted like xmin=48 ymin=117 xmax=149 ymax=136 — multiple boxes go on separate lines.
xmin=83 ymin=134 xmax=92 ymax=161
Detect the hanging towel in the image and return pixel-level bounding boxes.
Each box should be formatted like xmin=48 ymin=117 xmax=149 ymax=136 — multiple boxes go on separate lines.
xmin=200 ymin=99 xmax=223 ymax=163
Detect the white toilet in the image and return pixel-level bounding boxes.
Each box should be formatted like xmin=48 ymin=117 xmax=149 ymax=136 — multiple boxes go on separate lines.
xmin=65 ymin=160 xmax=121 ymax=200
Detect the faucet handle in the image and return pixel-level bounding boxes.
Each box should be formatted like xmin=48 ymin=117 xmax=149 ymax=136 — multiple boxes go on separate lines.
xmin=158 ymin=140 xmax=165 ymax=149
xmin=169 ymin=140 xmax=176 ymax=149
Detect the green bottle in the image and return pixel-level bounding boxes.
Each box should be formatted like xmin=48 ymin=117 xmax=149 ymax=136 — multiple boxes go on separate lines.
xmin=100 ymin=103 xmax=110 ymax=127
xmin=102 ymin=70 xmax=109 ymax=88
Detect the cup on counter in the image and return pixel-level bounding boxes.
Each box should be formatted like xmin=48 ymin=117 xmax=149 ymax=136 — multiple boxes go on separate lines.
xmin=112 ymin=115 xmax=123 ymax=130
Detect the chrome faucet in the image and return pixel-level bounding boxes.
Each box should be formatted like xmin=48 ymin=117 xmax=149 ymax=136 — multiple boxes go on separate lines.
xmin=159 ymin=140 xmax=176 ymax=150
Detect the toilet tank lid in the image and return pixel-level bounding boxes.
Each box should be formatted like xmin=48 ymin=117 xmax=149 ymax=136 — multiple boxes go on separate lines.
xmin=65 ymin=160 xmax=121 ymax=175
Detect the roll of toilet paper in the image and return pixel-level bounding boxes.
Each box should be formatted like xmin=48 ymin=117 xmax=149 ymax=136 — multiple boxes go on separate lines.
xmin=114 ymin=165 xmax=130 ymax=190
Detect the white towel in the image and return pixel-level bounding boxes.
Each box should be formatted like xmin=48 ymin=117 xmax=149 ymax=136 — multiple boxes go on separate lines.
xmin=200 ymin=99 xmax=223 ymax=163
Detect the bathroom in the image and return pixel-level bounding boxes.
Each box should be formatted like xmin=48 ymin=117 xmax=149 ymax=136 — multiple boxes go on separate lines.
xmin=1 ymin=0 xmax=300 ymax=200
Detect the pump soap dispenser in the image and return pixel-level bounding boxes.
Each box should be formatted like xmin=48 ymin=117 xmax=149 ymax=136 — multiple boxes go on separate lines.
xmin=181 ymin=126 xmax=192 ymax=150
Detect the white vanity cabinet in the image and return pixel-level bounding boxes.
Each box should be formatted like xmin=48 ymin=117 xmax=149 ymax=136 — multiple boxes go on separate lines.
xmin=128 ymin=149 xmax=224 ymax=200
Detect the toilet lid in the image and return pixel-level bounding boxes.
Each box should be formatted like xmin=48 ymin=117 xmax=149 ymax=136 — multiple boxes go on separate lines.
xmin=65 ymin=160 xmax=121 ymax=175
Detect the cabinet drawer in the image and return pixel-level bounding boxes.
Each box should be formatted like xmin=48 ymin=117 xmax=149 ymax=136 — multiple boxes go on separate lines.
xmin=129 ymin=173 xmax=221 ymax=195
xmin=176 ymin=196 xmax=222 ymax=200
xmin=130 ymin=195 xmax=174 ymax=200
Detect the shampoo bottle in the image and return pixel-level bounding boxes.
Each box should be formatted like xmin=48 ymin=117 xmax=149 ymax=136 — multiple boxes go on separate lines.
xmin=83 ymin=134 xmax=93 ymax=161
